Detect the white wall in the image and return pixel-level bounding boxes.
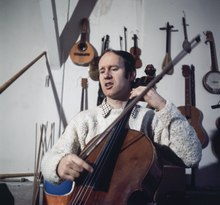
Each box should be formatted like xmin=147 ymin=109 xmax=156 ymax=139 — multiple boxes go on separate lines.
xmin=0 ymin=0 xmax=220 ymax=187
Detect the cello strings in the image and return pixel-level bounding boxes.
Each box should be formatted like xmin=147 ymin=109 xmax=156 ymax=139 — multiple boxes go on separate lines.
xmin=70 ymin=113 xmax=130 ymax=204
xmin=70 ymin=131 xmax=113 ymax=204
xmin=70 ymin=124 xmax=122 ymax=204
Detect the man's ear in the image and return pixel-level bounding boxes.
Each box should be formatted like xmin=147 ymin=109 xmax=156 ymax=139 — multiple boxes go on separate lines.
xmin=130 ymin=70 xmax=136 ymax=81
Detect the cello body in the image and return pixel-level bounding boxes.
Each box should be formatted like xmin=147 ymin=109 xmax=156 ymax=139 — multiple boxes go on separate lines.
xmin=43 ymin=129 xmax=162 ymax=205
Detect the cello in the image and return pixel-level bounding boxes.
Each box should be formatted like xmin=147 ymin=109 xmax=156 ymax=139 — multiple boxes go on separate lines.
xmin=43 ymin=35 xmax=201 ymax=205
xmin=43 ymin=104 xmax=162 ymax=205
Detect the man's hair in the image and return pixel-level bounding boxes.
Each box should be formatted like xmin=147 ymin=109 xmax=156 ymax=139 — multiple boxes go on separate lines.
xmin=99 ymin=49 xmax=136 ymax=78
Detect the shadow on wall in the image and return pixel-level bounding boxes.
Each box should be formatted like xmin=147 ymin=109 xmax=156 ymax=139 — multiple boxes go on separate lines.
xmin=59 ymin=0 xmax=98 ymax=64
xmin=196 ymin=126 xmax=220 ymax=190
xmin=45 ymin=55 xmax=67 ymax=135
xmin=0 ymin=183 xmax=14 ymax=205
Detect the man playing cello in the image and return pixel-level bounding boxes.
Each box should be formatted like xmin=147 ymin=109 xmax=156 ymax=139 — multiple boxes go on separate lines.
xmin=41 ymin=49 xmax=202 ymax=204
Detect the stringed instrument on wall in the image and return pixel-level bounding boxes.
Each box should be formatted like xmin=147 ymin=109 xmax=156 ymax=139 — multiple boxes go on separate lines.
xmin=130 ymin=34 xmax=142 ymax=69
xmin=69 ymin=18 xmax=95 ymax=66
xmin=190 ymin=65 xmax=196 ymax=106
xmin=202 ymin=31 xmax=220 ymax=94
xmin=160 ymin=22 xmax=178 ymax=75
xmin=124 ymin=27 xmax=127 ymax=51
xmin=119 ymin=36 xmax=123 ymax=50
xmin=182 ymin=11 xmax=191 ymax=53
xmin=80 ymin=78 xmax=88 ymax=111
xmin=178 ymin=65 xmax=209 ymax=148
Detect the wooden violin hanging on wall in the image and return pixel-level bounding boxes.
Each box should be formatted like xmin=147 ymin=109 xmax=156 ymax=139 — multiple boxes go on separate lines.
xmin=178 ymin=65 xmax=209 ymax=148
xmin=130 ymin=34 xmax=142 ymax=69
xmin=202 ymin=31 xmax=220 ymax=94
xmin=160 ymin=22 xmax=178 ymax=75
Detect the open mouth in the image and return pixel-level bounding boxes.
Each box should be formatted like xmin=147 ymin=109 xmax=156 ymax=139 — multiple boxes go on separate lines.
xmin=105 ymin=82 xmax=113 ymax=89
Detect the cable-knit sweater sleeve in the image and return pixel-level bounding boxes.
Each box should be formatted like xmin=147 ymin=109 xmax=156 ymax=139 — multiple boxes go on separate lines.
xmin=41 ymin=113 xmax=87 ymax=183
xmin=41 ymin=107 xmax=121 ymax=183
xmin=151 ymin=101 xmax=202 ymax=167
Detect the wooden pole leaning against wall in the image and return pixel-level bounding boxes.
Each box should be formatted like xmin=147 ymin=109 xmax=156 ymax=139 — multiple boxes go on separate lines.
xmin=32 ymin=123 xmax=44 ymax=205
xmin=0 ymin=172 xmax=35 ymax=179
xmin=0 ymin=51 xmax=47 ymax=94
xmin=32 ymin=122 xmax=55 ymax=205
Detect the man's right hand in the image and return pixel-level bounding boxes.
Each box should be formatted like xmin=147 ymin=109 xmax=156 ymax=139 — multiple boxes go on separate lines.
xmin=57 ymin=153 xmax=94 ymax=181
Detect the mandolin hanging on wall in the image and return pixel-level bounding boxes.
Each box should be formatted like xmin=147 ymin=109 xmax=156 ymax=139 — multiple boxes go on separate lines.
xmin=69 ymin=18 xmax=95 ymax=66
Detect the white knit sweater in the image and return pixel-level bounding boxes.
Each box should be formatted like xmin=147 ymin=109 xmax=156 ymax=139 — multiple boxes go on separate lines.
xmin=41 ymin=101 xmax=202 ymax=183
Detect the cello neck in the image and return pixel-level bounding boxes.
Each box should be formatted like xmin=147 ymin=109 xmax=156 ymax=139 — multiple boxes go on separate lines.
xmin=81 ymin=35 xmax=201 ymax=157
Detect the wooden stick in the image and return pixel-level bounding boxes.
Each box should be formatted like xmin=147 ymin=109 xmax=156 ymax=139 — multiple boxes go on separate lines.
xmin=32 ymin=124 xmax=44 ymax=205
xmin=0 ymin=51 xmax=46 ymax=94
xmin=0 ymin=172 xmax=35 ymax=179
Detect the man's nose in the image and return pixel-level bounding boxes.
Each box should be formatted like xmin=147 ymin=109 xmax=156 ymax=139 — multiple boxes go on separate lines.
xmin=103 ymin=70 xmax=112 ymax=78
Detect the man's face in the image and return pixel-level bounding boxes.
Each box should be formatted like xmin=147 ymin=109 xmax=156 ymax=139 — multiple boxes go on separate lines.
xmin=98 ymin=52 xmax=134 ymax=100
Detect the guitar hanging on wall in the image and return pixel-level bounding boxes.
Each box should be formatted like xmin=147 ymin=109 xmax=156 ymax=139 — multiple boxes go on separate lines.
xmin=69 ymin=18 xmax=95 ymax=66
xmin=178 ymin=65 xmax=209 ymax=148
xmin=202 ymin=31 xmax=220 ymax=94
